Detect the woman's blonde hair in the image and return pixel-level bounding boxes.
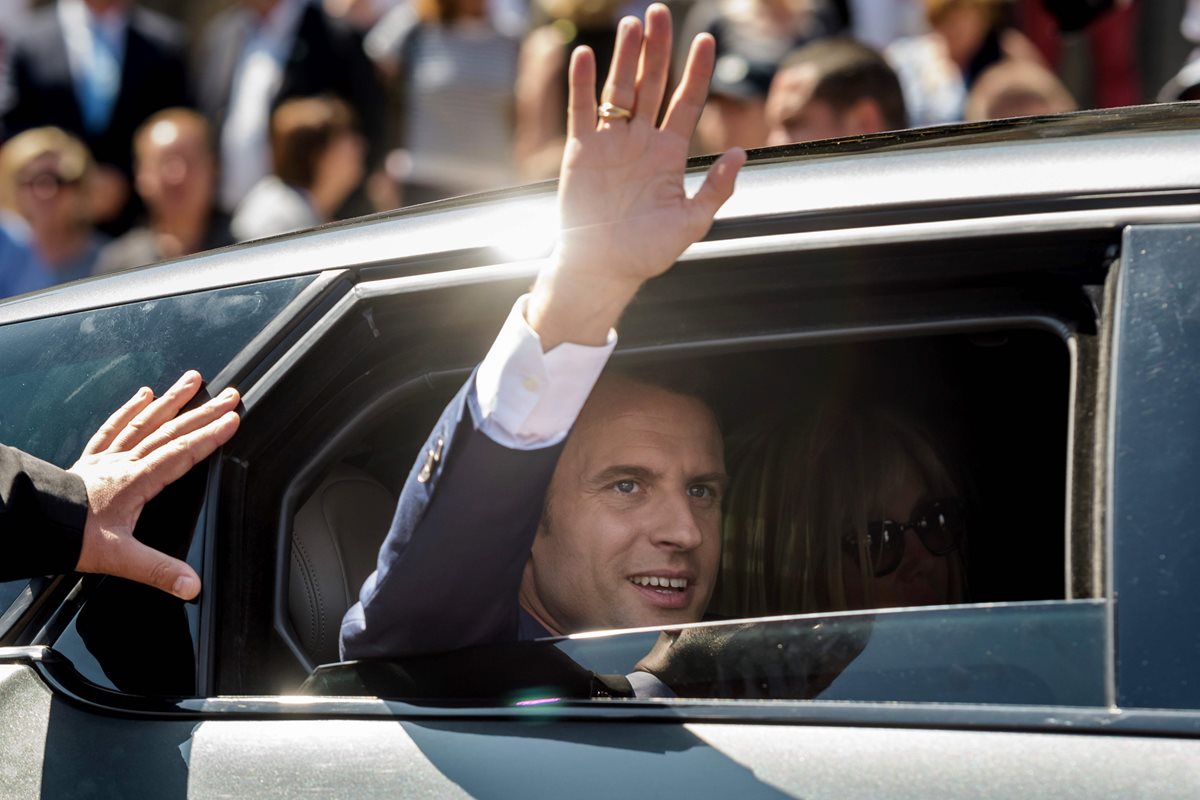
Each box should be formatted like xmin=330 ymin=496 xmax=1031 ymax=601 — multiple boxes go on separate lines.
xmin=0 ymin=126 xmax=92 ymax=214
xmin=714 ymin=400 xmax=967 ymax=618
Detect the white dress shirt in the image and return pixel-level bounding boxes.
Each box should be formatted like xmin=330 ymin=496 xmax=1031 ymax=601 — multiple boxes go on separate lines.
xmin=472 ymin=294 xmax=617 ymax=450
xmin=219 ymin=0 xmax=308 ymax=212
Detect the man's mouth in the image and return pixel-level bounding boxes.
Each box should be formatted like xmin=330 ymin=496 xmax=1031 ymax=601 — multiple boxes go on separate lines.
xmin=628 ymin=575 xmax=688 ymax=592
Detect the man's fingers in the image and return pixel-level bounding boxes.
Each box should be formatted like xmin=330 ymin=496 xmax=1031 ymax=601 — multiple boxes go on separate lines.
xmin=132 ymin=411 xmax=241 ymax=503
xmin=109 ymin=536 xmax=202 ymax=600
xmin=130 ymin=388 xmax=240 ymax=461
xmin=110 ymin=370 xmax=203 ymax=452
xmin=634 ymin=3 xmax=673 ymax=124
xmin=81 ymin=386 xmax=154 ymax=456
xmin=688 ymin=147 xmax=747 ymax=231
xmin=661 ymin=33 xmax=717 ymax=141
xmin=566 ymin=45 xmax=597 ymax=141
xmin=600 ymin=15 xmax=643 ymax=121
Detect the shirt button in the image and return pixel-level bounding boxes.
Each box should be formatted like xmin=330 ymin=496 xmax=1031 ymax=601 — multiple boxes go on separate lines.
xmin=521 ymin=375 xmax=540 ymax=392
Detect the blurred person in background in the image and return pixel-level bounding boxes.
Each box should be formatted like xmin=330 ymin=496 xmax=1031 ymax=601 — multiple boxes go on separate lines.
xmin=95 ymin=109 xmax=232 ymax=273
xmin=693 ymin=32 xmax=776 ymax=152
xmin=765 ymin=37 xmax=907 ymax=145
xmin=197 ymin=0 xmax=384 ymax=218
xmin=1017 ymin=0 xmax=1139 ymax=109
xmin=323 ymin=0 xmax=406 ymax=31
xmin=0 ymin=0 xmax=33 ymax=115
xmin=0 ymin=0 xmax=190 ymax=236
xmin=682 ymin=0 xmax=844 ymax=151
xmin=514 ymin=0 xmax=624 ymax=180
xmin=843 ymin=0 xmax=926 ymax=50
xmin=1186 ymin=0 xmax=1200 ymax=60
xmin=365 ymin=0 xmax=520 ymax=205
xmin=231 ymin=96 xmax=365 ymax=242
xmin=1158 ymin=0 xmax=1200 ymax=102
xmin=0 ymin=127 xmax=107 ymax=298
xmin=964 ymin=57 xmax=1076 ymax=120
xmin=886 ymin=0 xmax=1043 ymax=127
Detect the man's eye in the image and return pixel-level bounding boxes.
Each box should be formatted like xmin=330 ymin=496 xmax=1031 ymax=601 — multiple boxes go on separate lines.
xmin=613 ymin=480 xmax=639 ymax=494
xmin=687 ymin=484 xmax=713 ymax=499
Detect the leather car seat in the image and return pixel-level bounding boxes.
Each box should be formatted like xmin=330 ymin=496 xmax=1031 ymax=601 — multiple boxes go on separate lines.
xmin=289 ymin=463 xmax=397 ymax=666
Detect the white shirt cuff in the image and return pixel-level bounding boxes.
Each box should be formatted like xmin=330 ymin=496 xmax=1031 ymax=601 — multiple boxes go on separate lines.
xmin=472 ymin=294 xmax=617 ymax=450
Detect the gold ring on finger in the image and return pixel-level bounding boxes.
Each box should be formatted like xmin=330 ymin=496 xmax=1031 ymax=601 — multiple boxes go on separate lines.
xmin=598 ymin=102 xmax=634 ymax=121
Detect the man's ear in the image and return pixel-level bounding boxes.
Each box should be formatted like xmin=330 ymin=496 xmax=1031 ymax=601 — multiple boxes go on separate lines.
xmin=843 ymin=98 xmax=888 ymax=137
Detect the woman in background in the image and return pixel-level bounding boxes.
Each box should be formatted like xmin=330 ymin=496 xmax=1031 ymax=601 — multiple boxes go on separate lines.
xmin=0 ymin=127 xmax=107 ymax=299
xmin=885 ymin=0 xmax=1043 ymax=126
xmin=231 ymin=97 xmax=366 ymax=242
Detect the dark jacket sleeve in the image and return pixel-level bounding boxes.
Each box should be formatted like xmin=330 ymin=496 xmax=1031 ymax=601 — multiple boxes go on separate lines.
xmin=339 ymin=375 xmax=565 ymax=661
xmin=0 ymin=445 xmax=88 ymax=581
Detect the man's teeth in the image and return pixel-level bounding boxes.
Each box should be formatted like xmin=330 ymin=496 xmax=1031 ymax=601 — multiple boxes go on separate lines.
xmin=629 ymin=576 xmax=688 ymax=590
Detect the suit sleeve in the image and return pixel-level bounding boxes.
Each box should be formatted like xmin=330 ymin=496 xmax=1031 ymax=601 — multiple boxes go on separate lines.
xmin=338 ymin=376 xmax=565 ymax=660
xmin=0 ymin=445 xmax=88 ymax=582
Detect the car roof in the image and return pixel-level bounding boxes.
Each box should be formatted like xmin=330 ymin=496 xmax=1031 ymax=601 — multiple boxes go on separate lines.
xmin=3 ymin=103 xmax=1199 ymax=324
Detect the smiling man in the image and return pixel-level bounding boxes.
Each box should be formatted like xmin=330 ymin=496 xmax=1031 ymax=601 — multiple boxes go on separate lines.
xmin=518 ymin=374 xmax=726 ymax=635
xmin=339 ymin=5 xmax=745 ymax=661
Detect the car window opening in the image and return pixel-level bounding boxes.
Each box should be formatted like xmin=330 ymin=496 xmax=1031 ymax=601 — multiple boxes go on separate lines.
xmin=286 ymin=327 xmax=1075 ymax=706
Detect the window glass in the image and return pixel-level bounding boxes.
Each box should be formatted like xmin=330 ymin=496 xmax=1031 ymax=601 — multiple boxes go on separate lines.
xmin=0 ymin=277 xmax=312 ymax=636
xmin=308 ymin=600 xmax=1106 ymax=707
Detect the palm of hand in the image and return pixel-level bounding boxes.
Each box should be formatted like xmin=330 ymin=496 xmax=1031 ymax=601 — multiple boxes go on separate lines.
xmin=558 ymin=120 xmax=705 ymax=284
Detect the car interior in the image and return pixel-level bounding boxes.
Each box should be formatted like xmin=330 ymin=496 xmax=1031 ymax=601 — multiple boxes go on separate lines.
xmin=39 ymin=228 xmax=1114 ymax=701
xmin=217 ymin=229 xmax=1104 ymax=698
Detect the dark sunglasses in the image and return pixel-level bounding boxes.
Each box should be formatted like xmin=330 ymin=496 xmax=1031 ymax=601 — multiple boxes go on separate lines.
xmin=842 ymin=497 xmax=966 ymax=578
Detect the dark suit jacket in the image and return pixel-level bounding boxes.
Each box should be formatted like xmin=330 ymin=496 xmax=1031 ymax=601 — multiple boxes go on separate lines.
xmin=1 ymin=5 xmax=189 ymax=180
xmin=0 ymin=445 xmax=88 ymax=581
xmin=196 ymin=3 xmax=386 ymax=169
xmin=340 ymin=377 xmax=563 ymax=661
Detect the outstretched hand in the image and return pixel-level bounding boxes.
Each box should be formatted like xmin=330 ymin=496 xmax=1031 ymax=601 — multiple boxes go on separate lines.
xmin=529 ymin=3 xmax=746 ymax=349
xmin=69 ymin=371 xmax=241 ymax=600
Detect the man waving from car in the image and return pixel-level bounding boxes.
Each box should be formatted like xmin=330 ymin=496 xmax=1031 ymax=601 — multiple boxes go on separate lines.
xmin=341 ymin=5 xmax=746 ymax=660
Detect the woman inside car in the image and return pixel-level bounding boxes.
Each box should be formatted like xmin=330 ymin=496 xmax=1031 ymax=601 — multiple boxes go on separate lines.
xmin=714 ymin=395 xmax=968 ymax=618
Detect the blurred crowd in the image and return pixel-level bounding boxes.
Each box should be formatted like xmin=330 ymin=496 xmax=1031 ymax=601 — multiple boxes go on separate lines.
xmin=0 ymin=0 xmax=1195 ymax=299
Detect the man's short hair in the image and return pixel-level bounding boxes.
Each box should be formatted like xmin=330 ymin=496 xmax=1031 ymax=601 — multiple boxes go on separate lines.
xmin=778 ymin=38 xmax=907 ymax=131
xmin=269 ymin=96 xmax=357 ymax=189
xmin=964 ymin=59 xmax=1077 ymax=122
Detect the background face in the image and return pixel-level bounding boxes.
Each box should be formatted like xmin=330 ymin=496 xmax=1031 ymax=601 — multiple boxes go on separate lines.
xmin=521 ymin=382 xmax=725 ymax=635
xmin=136 ymin=122 xmax=216 ymax=219
xmin=766 ymin=65 xmax=851 ymax=145
xmin=15 ymin=152 xmax=83 ymax=229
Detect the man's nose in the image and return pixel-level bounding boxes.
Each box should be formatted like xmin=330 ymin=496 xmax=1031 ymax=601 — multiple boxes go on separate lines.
xmin=649 ymin=491 xmax=705 ymax=551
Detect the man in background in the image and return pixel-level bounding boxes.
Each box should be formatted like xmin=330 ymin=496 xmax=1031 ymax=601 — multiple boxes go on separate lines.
xmin=964 ymin=59 xmax=1077 ymax=121
xmin=96 ymin=108 xmax=232 ymax=273
xmin=196 ymin=0 xmax=384 ymax=217
xmin=1 ymin=0 xmax=190 ymax=234
xmin=765 ymin=38 xmax=907 ymax=146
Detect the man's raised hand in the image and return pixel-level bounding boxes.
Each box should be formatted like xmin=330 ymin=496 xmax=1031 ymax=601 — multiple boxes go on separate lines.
xmin=528 ymin=3 xmax=746 ymax=349
xmin=69 ymin=371 xmax=240 ymax=600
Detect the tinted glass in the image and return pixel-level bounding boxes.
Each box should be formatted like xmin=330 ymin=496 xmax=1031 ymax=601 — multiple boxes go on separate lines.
xmin=306 ymin=600 xmax=1106 ymax=707
xmin=0 ymin=277 xmax=311 ymax=630
xmin=1112 ymin=225 xmax=1200 ymax=709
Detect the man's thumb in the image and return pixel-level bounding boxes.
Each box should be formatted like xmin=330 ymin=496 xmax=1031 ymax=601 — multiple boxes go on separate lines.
xmin=116 ymin=539 xmax=202 ymax=600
